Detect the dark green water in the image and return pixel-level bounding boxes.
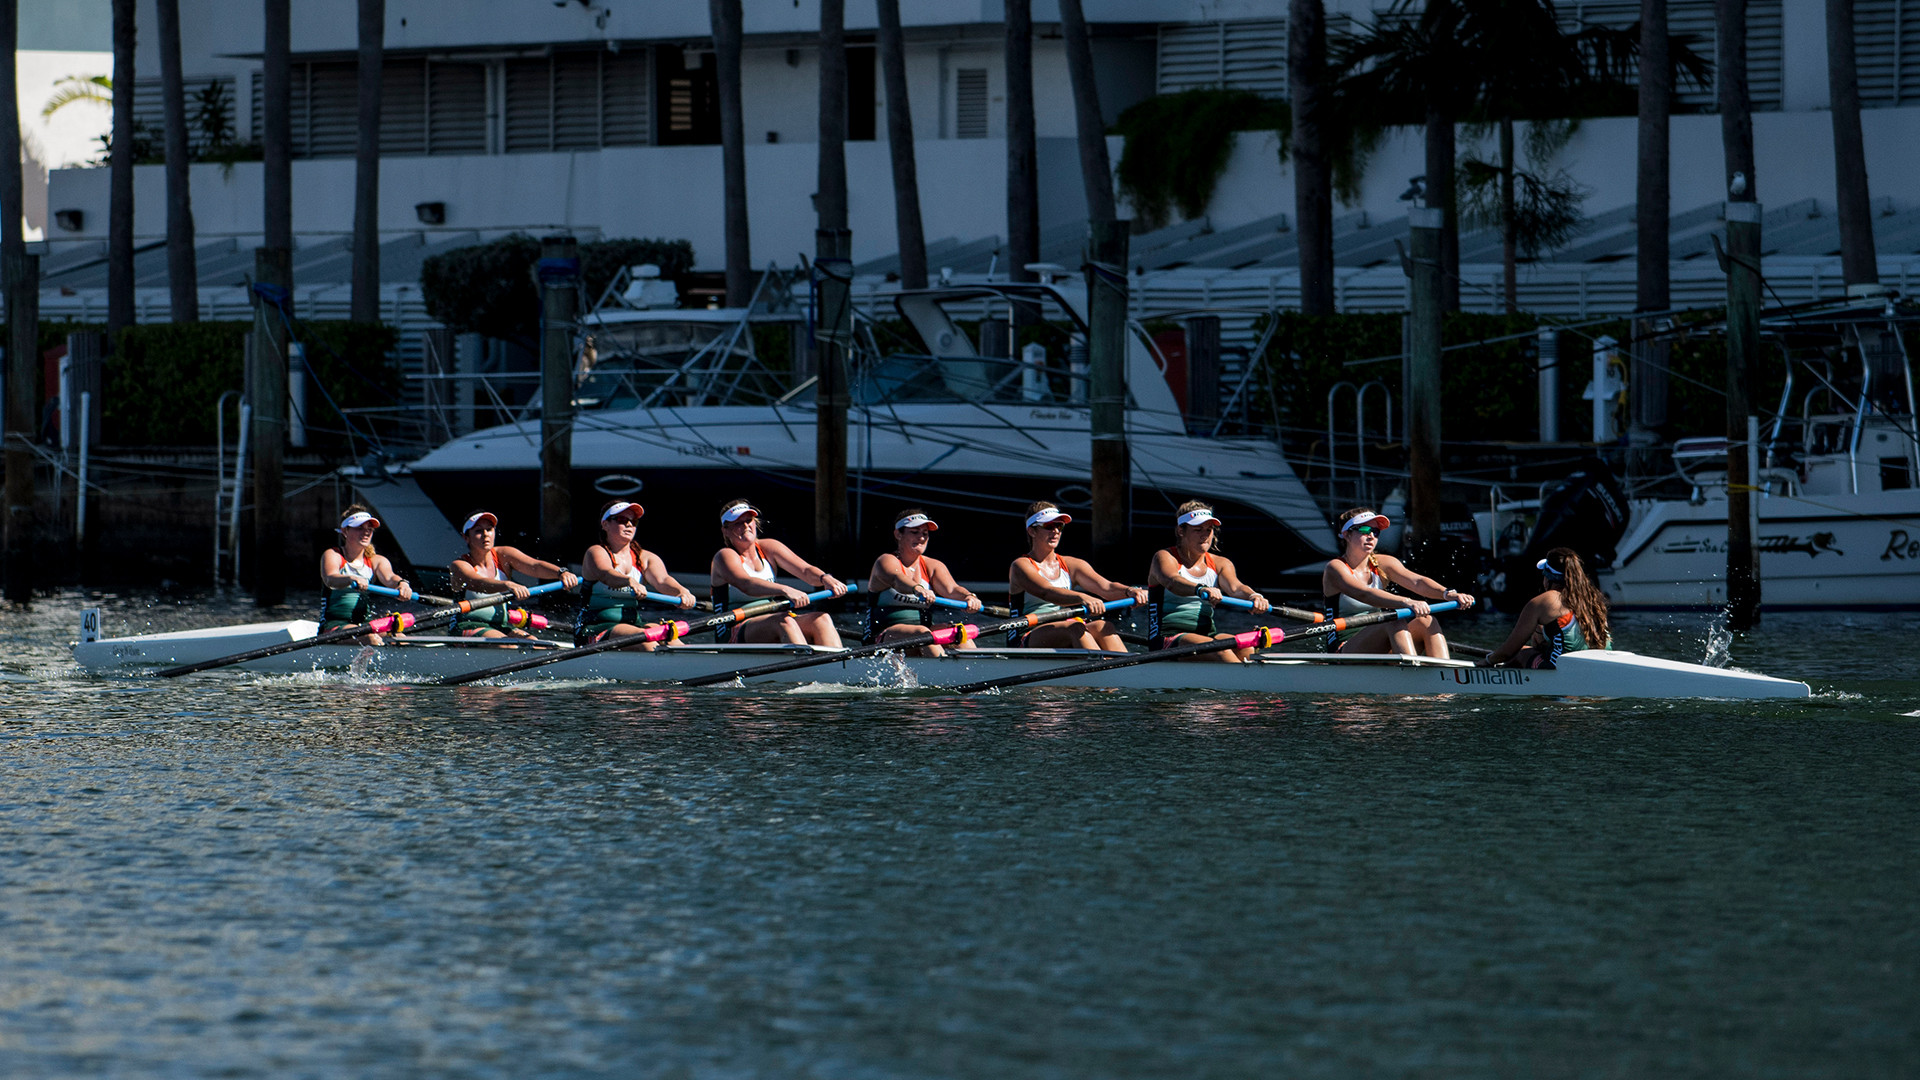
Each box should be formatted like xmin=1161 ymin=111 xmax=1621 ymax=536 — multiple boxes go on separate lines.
xmin=2 ymin=591 xmax=1916 ymax=1078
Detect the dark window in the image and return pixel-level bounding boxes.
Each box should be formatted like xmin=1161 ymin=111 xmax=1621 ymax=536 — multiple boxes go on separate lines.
xmin=847 ymin=44 xmax=876 ymax=141
xmin=1882 ymin=456 xmax=1914 ymax=491
xmin=655 ymin=45 xmax=720 ymax=145
xmin=955 ymin=68 xmax=988 ymax=138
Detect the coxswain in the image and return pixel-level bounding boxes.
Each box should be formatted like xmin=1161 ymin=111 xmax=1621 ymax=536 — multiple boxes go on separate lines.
xmin=710 ymin=499 xmax=849 ymax=647
xmin=866 ymin=508 xmax=982 ymax=657
xmin=320 ymin=506 xmax=413 ymax=645
xmin=1008 ymin=501 xmax=1147 ymax=652
xmin=449 ymin=510 xmax=580 ymax=638
xmin=1145 ymin=501 xmax=1271 ymax=661
xmin=1321 ymin=507 xmax=1474 ymax=657
xmin=1482 ymin=547 xmax=1612 ymax=668
xmin=575 ymin=500 xmax=696 ymax=649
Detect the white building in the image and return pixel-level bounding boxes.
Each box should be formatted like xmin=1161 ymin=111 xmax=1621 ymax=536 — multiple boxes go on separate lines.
xmin=37 ymin=0 xmax=1920 ymax=315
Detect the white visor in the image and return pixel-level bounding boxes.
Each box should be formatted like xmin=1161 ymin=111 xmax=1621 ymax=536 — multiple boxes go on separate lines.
xmin=1176 ymin=508 xmax=1218 ymax=527
xmin=461 ymin=511 xmax=497 ymax=534
xmin=1537 ymin=557 xmax=1566 ymax=575
xmin=1340 ymin=512 xmax=1390 ymax=535
xmin=720 ymin=504 xmax=760 ymax=524
xmin=339 ymin=511 xmax=379 ymax=530
xmin=894 ymin=513 xmax=938 ymax=531
xmin=601 ymin=501 xmax=643 ymax=522
xmin=1026 ymin=508 xmax=1073 ymax=528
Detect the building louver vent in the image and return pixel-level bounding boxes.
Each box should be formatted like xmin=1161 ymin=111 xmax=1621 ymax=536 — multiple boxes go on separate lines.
xmin=955 ymin=68 xmax=989 ymax=138
xmin=1855 ymin=0 xmax=1920 ymax=105
xmin=1155 ymin=20 xmax=1288 ymax=96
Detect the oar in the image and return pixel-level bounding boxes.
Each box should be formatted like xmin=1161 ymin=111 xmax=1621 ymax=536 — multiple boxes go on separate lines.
xmin=894 ymin=593 xmax=1015 ymax=618
xmin=435 ymin=584 xmax=857 ymax=686
xmin=155 ymin=581 xmax=570 ymax=678
xmin=952 ymin=601 xmax=1463 ymax=694
xmin=677 ymin=597 xmax=1138 ymax=688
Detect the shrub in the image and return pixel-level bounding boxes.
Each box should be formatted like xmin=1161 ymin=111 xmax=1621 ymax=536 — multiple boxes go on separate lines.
xmin=421 ymin=234 xmax=697 ymax=346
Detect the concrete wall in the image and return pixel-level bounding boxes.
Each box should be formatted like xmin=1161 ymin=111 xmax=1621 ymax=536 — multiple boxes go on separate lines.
xmin=1197 ymin=105 xmax=1920 ymax=236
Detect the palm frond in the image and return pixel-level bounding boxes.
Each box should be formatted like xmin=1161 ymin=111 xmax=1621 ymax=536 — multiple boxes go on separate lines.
xmin=42 ymin=74 xmax=112 ymax=119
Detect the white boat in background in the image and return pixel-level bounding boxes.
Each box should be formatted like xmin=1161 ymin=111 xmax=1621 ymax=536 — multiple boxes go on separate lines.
xmin=362 ymin=270 xmax=1335 ymax=581
xmin=1602 ymin=299 xmax=1920 ymax=610
xmin=74 ymin=617 xmax=1812 ymax=700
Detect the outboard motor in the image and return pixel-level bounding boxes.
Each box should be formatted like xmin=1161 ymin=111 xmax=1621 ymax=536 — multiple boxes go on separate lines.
xmin=1493 ymin=457 xmax=1631 ymax=612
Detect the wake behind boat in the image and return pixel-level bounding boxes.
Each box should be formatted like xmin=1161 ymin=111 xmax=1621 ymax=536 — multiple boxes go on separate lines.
xmin=73 ymin=612 xmax=1812 ymax=700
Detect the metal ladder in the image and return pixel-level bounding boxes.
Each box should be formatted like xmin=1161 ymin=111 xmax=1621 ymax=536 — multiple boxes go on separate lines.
xmin=214 ymin=392 xmax=250 ymax=583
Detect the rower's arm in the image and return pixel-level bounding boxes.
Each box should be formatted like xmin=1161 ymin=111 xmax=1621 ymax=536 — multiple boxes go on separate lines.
xmin=926 ymin=558 xmax=977 ymax=603
xmin=714 ymin=547 xmax=792 ymax=600
xmin=1379 ymin=555 xmax=1472 ymax=605
xmin=764 ymin=540 xmax=845 ymax=594
xmin=319 ymin=550 xmax=355 ymax=589
xmin=1068 ymin=558 xmax=1149 ymax=605
xmin=1215 ymin=557 xmax=1269 ymax=610
xmin=1326 ymin=560 xmax=1410 ymax=609
xmin=1011 ymin=560 xmax=1087 ymax=607
xmin=871 ymin=554 xmax=932 ymax=598
xmin=640 ymin=552 xmax=697 ymax=608
xmin=1148 ymin=550 xmax=1200 ymax=595
xmin=581 ymin=546 xmax=632 ymax=589
xmin=1486 ymin=598 xmax=1548 ymax=666
xmin=499 ymin=546 xmax=575 ymax=585
xmin=371 ymin=556 xmax=412 ymax=599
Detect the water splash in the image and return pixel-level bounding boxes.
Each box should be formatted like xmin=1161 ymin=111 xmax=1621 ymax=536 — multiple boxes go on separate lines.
xmin=1702 ymin=615 xmax=1733 ymax=669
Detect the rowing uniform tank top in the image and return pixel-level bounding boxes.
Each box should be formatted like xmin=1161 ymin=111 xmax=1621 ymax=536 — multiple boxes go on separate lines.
xmin=1152 ymin=551 xmax=1218 ymax=640
xmin=711 ymin=543 xmax=791 ymax=642
xmin=1322 ymin=557 xmax=1384 ymax=653
xmin=575 ymin=545 xmax=651 ymax=645
xmin=1542 ymin=610 xmax=1591 ymax=664
xmin=458 ymin=550 xmax=512 ymax=632
xmin=872 ymin=556 xmax=928 ymax=633
xmin=1009 ymin=556 xmax=1075 ymax=645
xmin=321 ymin=552 xmax=374 ymax=629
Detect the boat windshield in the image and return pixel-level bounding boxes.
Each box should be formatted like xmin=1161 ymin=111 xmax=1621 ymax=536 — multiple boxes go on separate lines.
xmin=574 ymin=319 xmax=789 ymax=409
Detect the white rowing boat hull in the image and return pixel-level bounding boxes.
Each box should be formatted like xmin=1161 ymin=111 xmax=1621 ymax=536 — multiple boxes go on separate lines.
xmin=73 ymin=620 xmax=1812 ymax=700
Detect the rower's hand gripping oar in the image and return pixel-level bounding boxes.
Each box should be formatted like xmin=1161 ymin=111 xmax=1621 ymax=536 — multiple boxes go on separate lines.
xmin=951 ymin=601 xmax=1463 ymax=694
xmin=153 ymin=581 xmax=571 ymax=678
xmin=435 ymin=584 xmax=858 ymax=687
xmin=677 ymin=597 xmax=1137 ymax=688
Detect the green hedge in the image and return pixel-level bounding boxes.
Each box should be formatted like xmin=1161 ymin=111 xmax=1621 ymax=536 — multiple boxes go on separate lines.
xmin=105 ymin=320 xmax=399 ymax=447
xmin=420 ymin=234 xmax=696 ymax=346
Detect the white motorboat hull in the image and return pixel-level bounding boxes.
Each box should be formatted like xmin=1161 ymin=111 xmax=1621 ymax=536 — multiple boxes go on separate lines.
xmin=75 ymin=621 xmax=1812 ymax=700
xmin=1602 ymin=489 xmax=1920 ymax=610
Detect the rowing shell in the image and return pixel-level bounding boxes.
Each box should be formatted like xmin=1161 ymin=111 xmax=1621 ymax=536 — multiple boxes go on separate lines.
xmin=73 ymin=618 xmax=1813 ymax=700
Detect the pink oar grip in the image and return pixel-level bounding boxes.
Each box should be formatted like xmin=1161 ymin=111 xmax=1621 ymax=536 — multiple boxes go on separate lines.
xmin=1232 ymin=627 xmax=1282 ymax=649
xmin=368 ymin=612 xmax=416 ymax=635
xmin=928 ymin=624 xmax=979 ymax=646
xmin=504 ymin=610 xmax=549 ymax=630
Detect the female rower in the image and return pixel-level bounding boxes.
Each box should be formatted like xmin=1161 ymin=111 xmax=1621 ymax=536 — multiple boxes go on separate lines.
xmin=1321 ymin=507 xmax=1474 ymax=658
xmin=319 ymin=505 xmax=413 ymax=645
xmin=575 ymin=500 xmax=697 ymax=649
xmin=1146 ymin=501 xmax=1271 ymax=662
xmin=1009 ymin=501 xmax=1147 ymax=652
xmin=1482 ymin=547 xmax=1612 ymax=668
xmin=711 ymin=499 xmax=849 ymax=647
xmin=867 ymin=508 xmax=982 ymax=657
xmin=449 ymin=510 xmax=580 ymax=638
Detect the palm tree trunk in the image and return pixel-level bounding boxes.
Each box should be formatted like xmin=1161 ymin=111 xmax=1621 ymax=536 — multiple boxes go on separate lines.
xmin=1004 ymin=0 xmax=1039 ymax=283
xmin=262 ymin=0 xmax=292 ymax=252
xmin=1827 ymin=0 xmax=1877 ymax=288
xmin=1636 ymin=0 xmax=1671 ymax=314
xmin=1290 ymin=0 xmax=1334 ymax=315
xmin=1058 ymin=0 xmax=1115 ymax=224
xmin=108 ymin=0 xmax=136 ymax=342
xmin=156 ymin=0 xmax=197 ymax=324
xmin=350 ymin=0 xmax=383 ymax=324
xmin=817 ymin=0 xmax=849 ymax=233
xmin=1424 ymin=106 xmax=1459 ymax=312
xmin=711 ymin=0 xmax=752 ymax=305
xmin=875 ymin=0 xmax=926 ymax=288
xmin=1718 ymin=0 xmax=1761 ymax=627
xmin=2 ymin=0 xmax=41 ymax=601
xmin=0 ymin=0 xmax=19 ymax=255
xmin=1499 ymin=116 xmax=1516 ymax=314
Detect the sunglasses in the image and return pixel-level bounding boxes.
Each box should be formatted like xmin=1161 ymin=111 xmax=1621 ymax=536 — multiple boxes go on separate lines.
xmin=1349 ymin=525 xmax=1377 ymax=536
xmin=1034 ymin=521 xmax=1066 ymax=531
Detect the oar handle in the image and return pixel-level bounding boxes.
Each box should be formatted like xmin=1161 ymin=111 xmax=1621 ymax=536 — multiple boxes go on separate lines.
xmin=921 ymin=595 xmax=1015 ymax=618
xmin=676 ymin=595 xmax=1124 ymax=687
xmin=436 ymin=584 xmax=857 ymax=686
